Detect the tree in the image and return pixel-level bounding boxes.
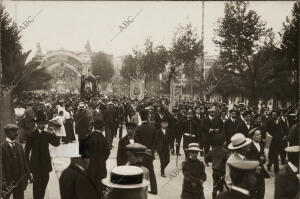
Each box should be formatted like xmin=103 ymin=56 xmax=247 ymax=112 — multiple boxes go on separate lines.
xmin=120 ymin=54 xmax=138 ymax=80
xmin=170 ymin=22 xmax=202 ymax=98
xmin=140 ymin=38 xmax=169 ymax=95
xmin=279 ymin=2 xmax=299 ymax=103
xmin=91 ymin=52 xmax=115 ymax=83
xmin=214 ymin=1 xmax=274 ymax=105
xmin=1 ymin=4 xmax=52 ymax=137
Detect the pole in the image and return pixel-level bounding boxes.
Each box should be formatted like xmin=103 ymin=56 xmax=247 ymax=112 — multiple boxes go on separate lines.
xmin=200 ymin=1 xmax=205 ymax=99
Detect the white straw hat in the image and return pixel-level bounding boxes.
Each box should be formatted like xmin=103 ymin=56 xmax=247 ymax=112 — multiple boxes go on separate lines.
xmin=228 ymin=133 xmax=252 ymax=150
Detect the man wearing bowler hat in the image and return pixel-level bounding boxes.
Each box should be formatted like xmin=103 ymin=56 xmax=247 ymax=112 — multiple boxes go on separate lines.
xmin=217 ymin=160 xmax=260 ymax=199
xmin=2 ymin=124 xmax=33 ymax=199
xmin=25 ymin=110 xmax=60 ymax=199
xmin=102 ymin=166 xmax=149 ymax=199
xmin=225 ymin=133 xmax=252 ymax=188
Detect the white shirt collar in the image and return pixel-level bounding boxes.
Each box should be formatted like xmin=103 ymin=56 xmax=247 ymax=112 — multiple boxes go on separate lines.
xmin=161 ymin=128 xmax=166 ymax=135
xmin=288 ymin=161 xmax=298 ymax=173
xmin=209 ymin=115 xmax=213 ymax=120
xmin=253 ymin=141 xmax=260 ymax=152
xmin=6 ymin=137 xmax=15 ymax=147
xmin=6 ymin=137 xmax=15 ymax=143
xmin=232 ymin=186 xmax=250 ymax=196
xmin=129 ymin=139 xmax=134 ymax=144
xmin=236 ymin=152 xmax=246 ymax=160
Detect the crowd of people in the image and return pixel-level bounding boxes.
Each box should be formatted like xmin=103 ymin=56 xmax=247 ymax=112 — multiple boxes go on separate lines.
xmin=1 ymin=91 xmax=299 ymax=199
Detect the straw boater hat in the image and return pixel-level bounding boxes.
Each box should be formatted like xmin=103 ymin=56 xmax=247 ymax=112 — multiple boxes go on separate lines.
xmin=185 ymin=143 xmax=202 ymax=152
xmin=102 ymin=166 xmax=149 ymax=189
xmin=228 ymin=133 xmax=252 ymax=150
xmin=3 ymin=123 xmax=19 ymax=132
xmin=285 ymin=145 xmax=300 ymax=153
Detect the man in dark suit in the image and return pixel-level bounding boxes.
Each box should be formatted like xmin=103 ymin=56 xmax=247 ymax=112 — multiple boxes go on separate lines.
xmin=103 ymin=101 xmax=118 ymax=148
xmin=194 ymin=106 xmax=205 ymax=151
xmin=201 ymin=107 xmax=223 ymax=165
xmin=224 ymin=109 xmax=239 ymax=147
xmin=216 ymin=160 xmax=260 ymax=199
xmin=156 ymin=118 xmax=171 ymax=177
xmin=59 ymin=140 xmax=101 ymax=199
xmin=181 ymin=109 xmax=200 ymax=159
xmin=153 ymin=105 xmax=166 ymax=129
xmin=87 ymin=119 xmax=110 ymax=191
xmin=75 ymin=102 xmax=92 ymax=155
xmin=275 ymin=146 xmax=299 ymax=199
xmin=134 ymin=109 xmax=157 ymax=195
xmin=117 ymin=122 xmax=137 ymax=166
xmin=25 ymin=110 xmax=60 ymax=199
xmin=235 ymin=111 xmax=253 ymax=137
xmin=246 ymin=128 xmax=270 ymax=199
xmin=2 ymin=124 xmax=32 ymax=199
xmin=266 ymin=110 xmax=287 ymax=174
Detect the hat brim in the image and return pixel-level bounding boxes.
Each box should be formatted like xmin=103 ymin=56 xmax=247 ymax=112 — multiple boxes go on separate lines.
xmin=228 ymin=138 xmax=252 ymax=150
xmin=101 ymin=178 xmax=149 ymax=189
xmin=285 ymin=146 xmax=300 ymax=153
xmin=185 ymin=147 xmax=202 ymax=152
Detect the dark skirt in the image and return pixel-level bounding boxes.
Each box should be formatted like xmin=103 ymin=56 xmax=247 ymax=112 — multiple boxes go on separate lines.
xmin=62 ymin=119 xmax=76 ymax=143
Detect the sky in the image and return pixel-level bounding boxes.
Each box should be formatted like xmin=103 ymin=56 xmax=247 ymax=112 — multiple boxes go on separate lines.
xmin=3 ymin=1 xmax=295 ymax=59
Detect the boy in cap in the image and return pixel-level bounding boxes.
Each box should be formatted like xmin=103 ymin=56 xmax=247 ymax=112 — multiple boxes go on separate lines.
xmin=1 ymin=124 xmax=33 ymax=199
xmin=25 ymin=110 xmax=60 ymax=199
xmin=156 ymin=118 xmax=171 ymax=177
xmin=216 ymin=160 xmax=260 ymax=199
xmin=206 ymin=134 xmax=230 ymax=199
xmin=274 ymin=146 xmax=300 ymax=199
xmin=117 ymin=122 xmax=137 ymax=166
xmin=181 ymin=143 xmax=206 ymax=199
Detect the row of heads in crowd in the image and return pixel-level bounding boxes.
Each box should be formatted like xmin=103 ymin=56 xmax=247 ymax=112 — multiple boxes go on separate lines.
xmin=14 ymin=92 xmax=297 ymax=116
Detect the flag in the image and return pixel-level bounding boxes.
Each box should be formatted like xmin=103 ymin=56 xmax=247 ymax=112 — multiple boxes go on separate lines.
xmin=130 ymin=78 xmax=145 ymax=101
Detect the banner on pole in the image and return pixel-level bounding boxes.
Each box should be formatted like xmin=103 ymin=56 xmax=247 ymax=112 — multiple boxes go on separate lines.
xmin=130 ymin=78 xmax=145 ymax=101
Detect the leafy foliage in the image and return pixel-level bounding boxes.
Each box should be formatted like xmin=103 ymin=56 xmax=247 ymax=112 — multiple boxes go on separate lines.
xmin=91 ymin=52 xmax=115 ymax=83
xmin=1 ymin=4 xmax=52 ymax=95
xmin=213 ymin=1 xmax=274 ymax=104
xmin=170 ymin=22 xmax=203 ymax=97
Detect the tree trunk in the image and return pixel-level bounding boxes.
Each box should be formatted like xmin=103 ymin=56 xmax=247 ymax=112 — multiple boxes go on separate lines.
xmin=1 ymin=92 xmax=16 ymax=138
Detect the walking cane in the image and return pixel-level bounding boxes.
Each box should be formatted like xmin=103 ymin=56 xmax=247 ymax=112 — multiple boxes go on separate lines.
xmin=175 ymin=142 xmax=179 ymax=167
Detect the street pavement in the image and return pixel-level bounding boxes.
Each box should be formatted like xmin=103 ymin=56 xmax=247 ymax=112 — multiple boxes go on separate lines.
xmin=23 ymin=127 xmax=276 ymax=199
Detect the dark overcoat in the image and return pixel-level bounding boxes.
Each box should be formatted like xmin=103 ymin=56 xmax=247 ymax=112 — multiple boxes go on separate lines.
xmin=59 ymin=163 xmax=101 ymax=199
xmin=1 ymin=142 xmax=31 ymax=192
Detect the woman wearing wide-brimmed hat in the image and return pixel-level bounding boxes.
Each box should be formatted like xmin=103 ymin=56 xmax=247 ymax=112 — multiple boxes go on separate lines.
xmin=181 ymin=143 xmax=206 ymax=199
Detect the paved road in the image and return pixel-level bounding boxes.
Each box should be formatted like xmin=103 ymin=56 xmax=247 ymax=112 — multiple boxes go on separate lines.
xmin=23 ymin=128 xmax=276 ymax=199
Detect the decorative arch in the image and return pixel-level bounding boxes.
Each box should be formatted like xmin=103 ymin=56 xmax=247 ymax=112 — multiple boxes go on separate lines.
xmin=40 ymin=51 xmax=84 ymax=75
xmin=46 ymin=62 xmax=81 ymax=76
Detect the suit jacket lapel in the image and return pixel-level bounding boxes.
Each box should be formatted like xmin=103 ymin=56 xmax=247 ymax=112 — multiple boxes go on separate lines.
xmin=3 ymin=142 xmax=12 ymax=162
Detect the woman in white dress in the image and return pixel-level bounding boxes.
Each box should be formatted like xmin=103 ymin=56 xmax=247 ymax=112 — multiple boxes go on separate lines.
xmin=50 ymin=111 xmax=66 ymax=141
